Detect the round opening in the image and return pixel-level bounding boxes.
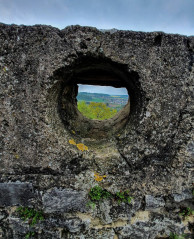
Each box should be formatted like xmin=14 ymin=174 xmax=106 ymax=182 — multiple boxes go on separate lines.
xmin=77 ymin=85 xmax=129 ymax=120
xmin=48 ymin=56 xmax=143 ymax=140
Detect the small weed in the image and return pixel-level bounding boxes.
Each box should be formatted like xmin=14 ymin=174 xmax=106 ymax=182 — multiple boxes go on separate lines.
xmin=25 ymin=231 xmax=35 ymax=239
xmin=88 ymin=186 xmax=132 ymax=208
xmin=115 ymin=190 xmax=132 ymax=205
xmin=17 ymin=207 xmax=44 ymax=226
xmin=179 ymin=207 xmax=194 ymax=219
xmin=89 ymin=186 xmax=112 ymax=202
xmin=17 ymin=207 xmax=44 ymax=238
xmin=169 ymin=232 xmax=185 ymax=239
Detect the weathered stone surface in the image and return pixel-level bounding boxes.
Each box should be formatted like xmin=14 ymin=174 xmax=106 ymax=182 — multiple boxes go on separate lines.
xmin=172 ymin=189 xmax=193 ymax=202
xmin=0 ymin=23 xmax=193 ymax=238
xmin=62 ymin=218 xmax=84 ymax=233
xmin=0 ymin=209 xmax=7 ymax=221
xmin=145 ymin=195 xmax=165 ymax=209
xmin=116 ymin=217 xmax=186 ymax=239
xmin=0 ymin=183 xmax=35 ymax=206
xmin=43 ymin=188 xmax=87 ymax=213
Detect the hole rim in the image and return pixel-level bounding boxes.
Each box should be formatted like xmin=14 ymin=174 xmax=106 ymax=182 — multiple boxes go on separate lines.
xmin=49 ymin=55 xmax=144 ymax=140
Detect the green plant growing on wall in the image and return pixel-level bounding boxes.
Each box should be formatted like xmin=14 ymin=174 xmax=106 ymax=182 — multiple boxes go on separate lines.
xmin=115 ymin=190 xmax=132 ymax=205
xmin=87 ymin=185 xmax=112 ymax=209
xmin=169 ymin=232 xmax=185 ymax=239
xmin=89 ymin=185 xmax=112 ymax=201
xmin=25 ymin=232 xmax=35 ymax=239
xmin=87 ymin=186 xmax=132 ymax=208
xmin=179 ymin=207 xmax=194 ymax=219
xmin=17 ymin=207 xmax=44 ymax=238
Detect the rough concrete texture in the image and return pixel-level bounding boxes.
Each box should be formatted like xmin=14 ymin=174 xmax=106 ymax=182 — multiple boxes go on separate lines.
xmin=0 ymin=23 xmax=193 ymax=238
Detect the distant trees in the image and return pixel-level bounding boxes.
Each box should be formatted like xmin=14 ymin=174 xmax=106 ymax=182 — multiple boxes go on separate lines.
xmin=78 ymin=101 xmax=117 ymax=120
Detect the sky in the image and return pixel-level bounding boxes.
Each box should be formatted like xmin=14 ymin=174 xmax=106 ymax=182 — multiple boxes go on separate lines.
xmin=78 ymin=85 xmax=128 ymax=95
xmin=0 ymin=0 xmax=193 ymax=35
xmin=0 ymin=0 xmax=193 ymax=94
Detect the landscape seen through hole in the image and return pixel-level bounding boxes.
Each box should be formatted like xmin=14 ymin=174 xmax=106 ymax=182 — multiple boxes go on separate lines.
xmin=77 ymin=84 xmax=129 ymax=120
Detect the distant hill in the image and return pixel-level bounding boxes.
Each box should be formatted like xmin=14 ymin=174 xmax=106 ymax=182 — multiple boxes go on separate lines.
xmin=77 ymin=92 xmax=129 ymax=111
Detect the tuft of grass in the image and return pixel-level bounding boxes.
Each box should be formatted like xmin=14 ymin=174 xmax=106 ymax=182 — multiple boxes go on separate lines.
xmin=169 ymin=232 xmax=185 ymax=239
xmin=179 ymin=207 xmax=194 ymax=219
xmin=25 ymin=231 xmax=35 ymax=239
xmin=115 ymin=190 xmax=132 ymax=205
xmin=17 ymin=207 xmax=44 ymax=238
xmin=87 ymin=186 xmax=132 ymax=208
xmin=17 ymin=207 xmax=44 ymax=227
xmin=89 ymin=185 xmax=112 ymax=201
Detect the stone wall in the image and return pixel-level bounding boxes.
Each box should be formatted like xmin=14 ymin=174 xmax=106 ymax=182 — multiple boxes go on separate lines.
xmin=0 ymin=23 xmax=193 ymax=238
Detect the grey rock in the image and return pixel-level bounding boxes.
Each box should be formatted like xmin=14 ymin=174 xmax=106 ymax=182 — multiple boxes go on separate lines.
xmin=0 ymin=228 xmax=4 ymax=238
xmin=63 ymin=218 xmax=84 ymax=233
xmin=43 ymin=188 xmax=87 ymax=213
xmin=118 ymin=225 xmax=149 ymax=239
xmin=187 ymin=142 xmax=194 ymax=157
xmin=0 ymin=183 xmax=35 ymax=206
xmin=99 ymin=200 xmax=112 ymax=224
xmin=0 ymin=210 xmax=7 ymax=221
xmin=145 ymin=195 xmax=165 ymax=209
xmin=172 ymin=189 xmax=193 ymax=202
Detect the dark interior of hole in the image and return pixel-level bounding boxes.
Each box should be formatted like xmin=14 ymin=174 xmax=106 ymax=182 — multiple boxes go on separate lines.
xmin=55 ymin=56 xmax=144 ymax=138
xmin=73 ymin=69 xmax=126 ymax=88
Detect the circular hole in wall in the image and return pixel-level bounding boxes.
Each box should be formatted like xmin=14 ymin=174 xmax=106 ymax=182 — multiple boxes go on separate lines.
xmin=49 ymin=56 xmax=143 ymax=139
